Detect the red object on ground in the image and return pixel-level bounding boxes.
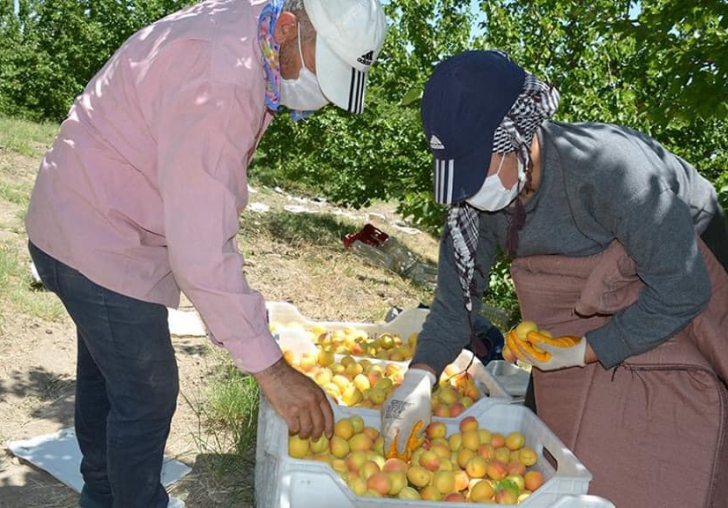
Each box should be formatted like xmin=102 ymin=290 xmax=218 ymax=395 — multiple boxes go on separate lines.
xmin=343 ymin=223 xmax=389 ymax=249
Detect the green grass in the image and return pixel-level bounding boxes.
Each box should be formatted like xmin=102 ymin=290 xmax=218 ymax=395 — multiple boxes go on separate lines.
xmin=0 ymin=242 xmax=65 ymax=322
xmin=207 ymin=365 xmax=261 ymax=456
xmin=0 ymin=114 xmax=58 ymax=157
xmin=0 ymin=181 xmax=31 ymax=206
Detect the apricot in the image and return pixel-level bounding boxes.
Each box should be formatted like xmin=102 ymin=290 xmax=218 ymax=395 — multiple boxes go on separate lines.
xmin=426 ymin=422 xmax=448 ymax=440
xmin=505 ymin=431 xmax=525 ymax=451
xmin=349 ymin=415 xmax=364 ymax=434
xmin=347 ymin=476 xmax=367 ymax=496
xmin=438 ymin=386 xmax=459 ymax=405
xmin=469 ymin=478 xmax=496 ymax=502
xmin=368 ymin=388 xmax=387 ymax=405
xmin=406 ymin=465 xmax=431 ymax=488
xmin=524 ymin=470 xmax=544 ymax=491
xmin=382 ymin=457 xmax=407 ymax=473
xmin=494 ymin=447 xmax=511 ymax=464
xmin=353 ymin=374 xmax=371 ymax=392
xmin=478 ymin=428 xmax=492 ymax=445
xmin=366 ymin=472 xmax=392 ymax=496
xmin=388 ymin=470 xmax=407 ymax=496
xmin=490 ymin=433 xmax=505 ymax=448
xmin=454 ymin=470 xmax=470 ymax=491
xmin=288 ymin=435 xmax=310 ymax=459
xmin=444 ymin=492 xmax=467 ymax=502
xmin=420 ymin=485 xmax=442 ymax=501
xmin=334 ymin=419 xmax=355 ymax=440
xmin=459 ymin=416 xmax=479 ymax=433
xmin=360 ymin=460 xmax=380 ymax=480
xmin=448 ymin=432 xmax=463 ymax=452
xmin=395 ymin=485 xmax=420 ymax=500
xmin=465 ymin=456 xmax=488 ymax=478
xmin=419 ymin=450 xmax=441 ymax=472
xmin=430 ymin=442 xmax=451 ymax=461
xmin=317 ymin=350 xmax=335 ymax=367
xmin=313 ymin=368 xmax=333 ymax=386
xmin=457 ymin=448 xmax=476 ymax=469
xmin=450 ymin=402 xmax=466 ymax=417
xmin=309 ymin=434 xmax=328 ymax=454
xmin=478 ymin=444 xmax=496 ymax=461
xmin=341 ymin=385 xmax=363 ymax=406
xmin=495 ymin=488 xmax=518 ymax=504
xmin=486 ymin=460 xmax=507 ymax=481
xmin=433 ymin=470 xmax=456 ymax=495
xmin=462 ymin=430 xmax=481 ymax=451
xmin=348 ymin=433 xmax=373 ymax=453
xmin=329 ymin=435 xmax=350 ymax=459
xmin=345 ymin=451 xmax=367 ymax=473
xmin=506 ymin=461 xmax=527 ymax=476
xmin=438 ymin=459 xmax=454 ymax=472
xmin=331 ymin=458 xmax=349 ymax=476
xmin=519 ymin=447 xmax=537 ymax=466
xmin=362 ymin=426 xmax=379 ymax=441
xmin=515 ymin=321 xmax=539 ymax=340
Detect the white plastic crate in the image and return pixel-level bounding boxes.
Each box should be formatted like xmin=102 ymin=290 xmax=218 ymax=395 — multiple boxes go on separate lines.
xmin=485 ymin=360 xmax=531 ymax=399
xmin=549 ymin=496 xmax=615 ymax=507
xmin=268 ymin=302 xmax=513 ymax=411
xmin=255 ymin=395 xmax=592 ymax=508
xmin=267 ymin=301 xmax=430 ymax=341
xmin=279 ymin=333 xmax=512 ymax=405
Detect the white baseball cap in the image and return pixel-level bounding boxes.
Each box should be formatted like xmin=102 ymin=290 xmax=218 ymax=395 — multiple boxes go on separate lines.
xmin=303 ymin=0 xmax=387 ymax=114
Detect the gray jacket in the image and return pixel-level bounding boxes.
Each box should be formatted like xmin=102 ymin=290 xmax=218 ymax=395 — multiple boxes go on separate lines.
xmin=412 ymin=121 xmax=719 ymax=375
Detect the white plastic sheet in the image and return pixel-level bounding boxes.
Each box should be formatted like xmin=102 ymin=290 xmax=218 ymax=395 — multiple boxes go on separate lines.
xmin=5 ymin=428 xmax=191 ymax=494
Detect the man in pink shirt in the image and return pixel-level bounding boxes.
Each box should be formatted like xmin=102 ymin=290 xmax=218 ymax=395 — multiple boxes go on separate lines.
xmin=25 ymin=0 xmax=387 ymax=506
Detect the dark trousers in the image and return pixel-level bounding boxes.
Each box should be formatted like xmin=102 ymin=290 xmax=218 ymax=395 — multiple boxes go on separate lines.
xmin=524 ymin=208 xmax=727 ymax=414
xmin=29 ymin=242 xmax=178 ymax=508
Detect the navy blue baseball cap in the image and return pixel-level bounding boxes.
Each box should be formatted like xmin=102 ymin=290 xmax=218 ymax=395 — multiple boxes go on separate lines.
xmin=421 ymin=50 xmax=526 ymax=204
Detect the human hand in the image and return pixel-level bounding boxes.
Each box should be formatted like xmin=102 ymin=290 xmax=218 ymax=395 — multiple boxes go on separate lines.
xmin=505 ymin=328 xmax=587 ymax=371
xmin=253 ymin=358 xmax=334 ymax=440
xmin=381 ymin=368 xmax=436 ymax=461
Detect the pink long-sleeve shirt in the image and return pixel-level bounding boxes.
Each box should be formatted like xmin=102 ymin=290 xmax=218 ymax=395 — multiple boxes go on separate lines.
xmin=25 ymin=0 xmax=283 ymax=373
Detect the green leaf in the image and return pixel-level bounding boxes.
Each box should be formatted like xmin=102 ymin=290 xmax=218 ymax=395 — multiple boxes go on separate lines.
xmin=401 ymin=86 xmax=423 ymax=106
xmin=496 ymin=478 xmax=520 ymax=498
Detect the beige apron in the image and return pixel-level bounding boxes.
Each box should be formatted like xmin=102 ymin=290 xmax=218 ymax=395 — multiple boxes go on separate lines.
xmin=510 ymin=239 xmax=728 ymax=508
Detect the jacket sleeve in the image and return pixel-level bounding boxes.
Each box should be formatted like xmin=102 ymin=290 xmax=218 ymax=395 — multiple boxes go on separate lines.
xmin=410 ymin=219 xmax=497 ymax=377
xmin=155 ymin=74 xmax=281 ymax=374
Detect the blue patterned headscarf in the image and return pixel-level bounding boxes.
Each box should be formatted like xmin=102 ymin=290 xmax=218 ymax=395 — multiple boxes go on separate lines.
xmin=257 ymin=0 xmax=313 ymax=121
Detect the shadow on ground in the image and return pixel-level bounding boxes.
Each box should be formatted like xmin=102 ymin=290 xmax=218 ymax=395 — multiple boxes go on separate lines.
xmin=0 ymin=367 xmax=75 ymax=428
xmin=170 ymin=452 xmax=255 ymax=508
xmin=244 ymin=210 xmax=354 ymax=249
xmin=0 ymin=455 xmax=79 ymax=508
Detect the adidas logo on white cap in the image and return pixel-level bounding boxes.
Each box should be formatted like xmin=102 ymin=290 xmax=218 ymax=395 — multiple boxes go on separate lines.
xmin=430 ymin=135 xmax=445 ymax=150
xmin=357 ymin=50 xmax=374 ymax=67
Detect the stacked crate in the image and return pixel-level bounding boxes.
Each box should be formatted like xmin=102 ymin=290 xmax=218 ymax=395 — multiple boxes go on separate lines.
xmin=255 ymin=302 xmax=611 ymax=507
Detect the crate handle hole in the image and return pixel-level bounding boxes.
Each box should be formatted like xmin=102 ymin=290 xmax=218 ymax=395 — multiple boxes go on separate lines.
xmin=542 ymin=446 xmax=558 ymax=471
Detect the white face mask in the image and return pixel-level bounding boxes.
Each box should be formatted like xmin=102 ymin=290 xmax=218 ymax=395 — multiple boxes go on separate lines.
xmin=279 ymin=24 xmax=329 ymax=111
xmin=466 ymin=154 xmax=526 ymax=211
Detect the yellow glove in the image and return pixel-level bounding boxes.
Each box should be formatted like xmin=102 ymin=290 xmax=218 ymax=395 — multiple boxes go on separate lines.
xmin=504 ymin=323 xmax=587 ymax=372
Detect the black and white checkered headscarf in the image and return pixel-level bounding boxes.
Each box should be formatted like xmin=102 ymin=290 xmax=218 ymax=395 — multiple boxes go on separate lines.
xmin=448 ymin=72 xmax=560 ymax=312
